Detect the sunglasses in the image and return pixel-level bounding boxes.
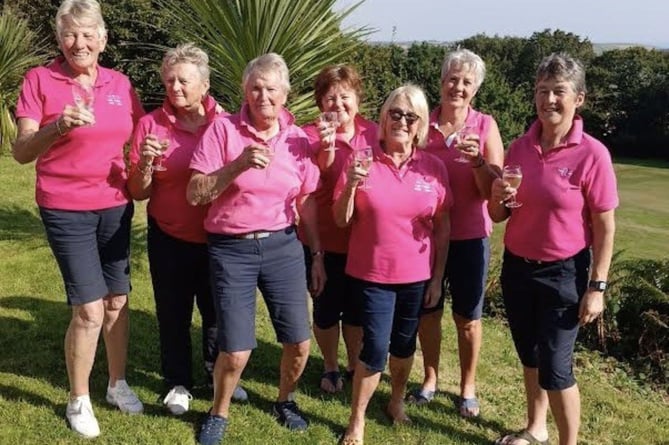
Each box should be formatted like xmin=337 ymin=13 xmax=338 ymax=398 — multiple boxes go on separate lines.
xmin=388 ymin=108 xmax=420 ymax=125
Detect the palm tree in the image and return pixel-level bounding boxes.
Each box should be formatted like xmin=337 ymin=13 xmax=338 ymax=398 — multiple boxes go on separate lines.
xmin=0 ymin=6 xmax=49 ymax=153
xmin=154 ymin=0 xmax=371 ymax=122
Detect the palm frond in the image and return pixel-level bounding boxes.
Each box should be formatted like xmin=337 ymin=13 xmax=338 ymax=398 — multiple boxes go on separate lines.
xmin=153 ymin=0 xmax=372 ymax=122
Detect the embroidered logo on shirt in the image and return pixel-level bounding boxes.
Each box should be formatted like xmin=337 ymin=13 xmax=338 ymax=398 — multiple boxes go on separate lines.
xmin=414 ymin=177 xmax=434 ymax=193
xmin=106 ymin=94 xmax=123 ymax=106
xmin=557 ymin=167 xmax=573 ymax=178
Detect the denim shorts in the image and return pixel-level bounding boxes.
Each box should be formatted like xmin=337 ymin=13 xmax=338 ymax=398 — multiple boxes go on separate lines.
xmin=353 ymin=277 xmax=427 ymax=372
xmin=208 ymin=226 xmax=311 ymax=352
xmin=39 ymin=203 xmax=133 ymax=305
xmin=303 ymin=245 xmax=361 ymax=329
xmin=423 ymin=237 xmax=490 ymax=320
xmin=501 ymin=248 xmax=590 ymax=390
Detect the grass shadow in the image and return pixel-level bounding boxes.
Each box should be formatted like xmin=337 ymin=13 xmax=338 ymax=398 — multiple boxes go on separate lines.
xmin=0 ymin=204 xmax=44 ymax=243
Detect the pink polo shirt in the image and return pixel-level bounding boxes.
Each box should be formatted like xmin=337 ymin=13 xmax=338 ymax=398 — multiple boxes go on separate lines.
xmin=504 ymin=116 xmax=619 ymax=261
xmin=189 ymin=104 xmax=320 ymax=235
xmin=425 ymin=106 xmax=494 ymax=240
xmin=298 ymin=115 xmax=378 ymax=253
xmin=334 ymin=146 xmax=453 ymax=284
xmin=129 ymin=95 xmax=223 ymax=244
xmin=16 ymin=57 xmax=144 ymax=210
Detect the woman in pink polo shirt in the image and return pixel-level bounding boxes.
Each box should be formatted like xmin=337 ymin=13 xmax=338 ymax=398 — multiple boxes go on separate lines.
xmin=489 ymin=53 xmax=618 ymax=445
xmin=186 ymin=53 xmax=325 ymax=445
xmin=12 ymin=0 xmax=144 ymax=438
xmin=411 ymin=48 xmax=504 ymax=417
xmin=127 ymin=43 xmax=246 ymax=416
xmin=299 ymin=64 xmax=377 ymax=394
xmin=334 ymin=85 xmax=452 ymax=445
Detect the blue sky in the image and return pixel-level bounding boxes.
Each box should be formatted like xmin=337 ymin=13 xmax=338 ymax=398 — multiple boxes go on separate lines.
xmin=335 ymin=0 xmax=669 ymax=47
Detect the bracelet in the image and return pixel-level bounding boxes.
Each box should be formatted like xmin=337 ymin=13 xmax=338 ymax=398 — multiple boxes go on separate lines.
xmin=55 ymin=117 xmax=66 ymax=137
xmin=311 ymin=250 xmax=325 ymax=258
xmin=471 ymin=156 xmax=485 ymax=168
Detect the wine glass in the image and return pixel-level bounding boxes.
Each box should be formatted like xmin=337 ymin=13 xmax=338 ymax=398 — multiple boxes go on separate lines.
xmin=454 ymin=125 xmax=475 ymax=163
xmin=320 ymin=111 xmax=339 ymax=151
xmin=72 ymin=81 xmax=95 ymax=122
xmin=153 ymin=127 xmax=171 ymax=172
xmin=502 ymin=165 xmax=523 ymax=208
xmin=354 ymin=147 xmax=373 ymax=190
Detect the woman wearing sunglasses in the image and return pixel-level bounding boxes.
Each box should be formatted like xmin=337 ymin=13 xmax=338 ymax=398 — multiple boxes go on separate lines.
xmin=408 ymin=49 xmax=504 ymax=418
xmin=333 ymin=85 xmax=452 ymax=445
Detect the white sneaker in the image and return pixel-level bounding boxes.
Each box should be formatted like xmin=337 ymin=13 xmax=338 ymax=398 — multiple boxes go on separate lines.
xmin=163 ymin=385 xmax=193 ymax=415
xmin=66 ymin=395 xmax=100 ymax=438
xmin=106 ymin=379 xmax=143 ymax=414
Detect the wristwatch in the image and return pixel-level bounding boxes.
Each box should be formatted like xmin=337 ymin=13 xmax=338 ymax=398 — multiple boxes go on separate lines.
xmin=588 ymin=280 xmax=607 ymax=292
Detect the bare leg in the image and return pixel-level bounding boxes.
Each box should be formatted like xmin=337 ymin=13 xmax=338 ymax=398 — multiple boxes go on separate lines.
xmin=101 ymin=294 xmax=129 ymax=385
xmin=278 ymin=340 xmax=310 ymax=401
xmin=66 ymin=300 xmax=105 ymax=398
xmin=548 ymin=384 xmax=580 ymax=445
xmin=416 ymin=310 xmax=442 ymax=392
xmin=342 ymin=324 xmax=362 ymax=374
xmin=386 ymin=355 xmax=413 ymax=423
xmin=453 ymin=313 xmax=482 ymax=406
xmin=344 ymin=362 xmax=381 ymax=441
xmin=210 ymin=350 xmax=252 ymax=418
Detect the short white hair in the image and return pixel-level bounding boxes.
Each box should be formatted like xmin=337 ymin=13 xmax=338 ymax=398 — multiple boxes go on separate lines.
xmin=440 ymin=48 xmax=486 ymax=90
xmin=56 ymin=0 xmax=107 ymax=41
xmin=242 ymin=53 xmax=291 ymax=94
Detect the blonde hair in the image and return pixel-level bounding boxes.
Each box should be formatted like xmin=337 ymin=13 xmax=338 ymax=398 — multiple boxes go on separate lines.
xmin=56 ymin=0 xmax=107 ymax=41
xmin=161 ymin=43 xmax=211 ymax=82
xmin=242 ymin=53 xmax=291 ymax=94
xmin=440 ymin=48 xmax=486 ymax=90
xmin=378 ymin=84 xmax=430 ymax=148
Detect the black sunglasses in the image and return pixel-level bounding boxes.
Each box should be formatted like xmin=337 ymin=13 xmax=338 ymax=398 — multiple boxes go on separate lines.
xmin=388 ymin=108 xmax=420 ymax=125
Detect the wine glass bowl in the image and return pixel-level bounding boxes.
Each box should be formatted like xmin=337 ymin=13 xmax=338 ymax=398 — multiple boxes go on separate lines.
xmin=72 ymin=81 xmax=95 ymax=123
xmin=354 ymin=147 xmax=373 ymax=190
xmin=454 ymin=125 xmax=475 ymax=163
xmin=502 ymin=164 xmax=523 ymax=208
xmin=153 ymin=128 xmax=170 ymax=172
xmin=320 ymin=111 xmax=340 ymax=151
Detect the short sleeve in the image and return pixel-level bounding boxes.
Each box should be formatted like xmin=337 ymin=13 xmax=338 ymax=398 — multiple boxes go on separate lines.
xmin=15 ymin=69 xmax=44 ymax=123
xmin=190 ymin=118 xmax=227 ymax=174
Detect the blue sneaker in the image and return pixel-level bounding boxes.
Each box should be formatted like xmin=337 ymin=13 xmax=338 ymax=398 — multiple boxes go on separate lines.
xmin=272 ymin=401 xmax=308 ymax=431
xmin=198 ymin=413 xmax=228 ymax=445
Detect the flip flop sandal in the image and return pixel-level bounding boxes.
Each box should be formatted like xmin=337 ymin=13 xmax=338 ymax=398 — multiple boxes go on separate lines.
xmin=320 ymin=371 xmax=343 ymax=393
xmin=494 ymin=429 xmax=549 ymax=445
xmin=458 ymin=397 xmax=480 ymax=418
xmin=405 ymin=388 xmax=435 ymax=406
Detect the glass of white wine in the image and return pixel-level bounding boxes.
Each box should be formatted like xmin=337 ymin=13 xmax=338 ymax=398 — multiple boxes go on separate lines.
xmin=354 ymin=147 xmax=373 ymax=190
xmin=454 ymin=125 xmax=475 ymax=163
xmin=153 ymin=127 xmax=170 ymax=172
xmin=502 ymin=164 xmax=523 ymax=208
xmin=72 ymin=81 xmax=95 ymax=123
xmin=320 ymin=111 xmax=339 ymax=151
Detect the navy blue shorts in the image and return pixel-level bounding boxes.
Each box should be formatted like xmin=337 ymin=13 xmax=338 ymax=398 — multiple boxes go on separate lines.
xmin=501 ymin=248 xmax=590 ymax=390
xmin=353 ymin=278 xmax=426 ymax=372
xmin=303 ymin=246 xmax=361 ymax=329
xmin=39 ymin=203 xmax=133 ymax=306
xmin=208 ymin=226 xmax=311 ymax=352
xmin=423 ymin=237 xmax=490 ymax=320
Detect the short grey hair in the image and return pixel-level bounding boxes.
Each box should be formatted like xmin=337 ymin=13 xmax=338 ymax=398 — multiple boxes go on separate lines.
xmin=536 ymin=53 xmax=587 ymax=94
xmin=378 ymin=84 xmax=430 ymax=148
xmin=56 ymin=0 xmax=107 ymax=41
xmin=440 ymin=48 xmax=486 ymax=90
xmin=161 ymin=43 xmax=211 ymax=83
xmin=242 ymin=53 xmax=291 ymax=94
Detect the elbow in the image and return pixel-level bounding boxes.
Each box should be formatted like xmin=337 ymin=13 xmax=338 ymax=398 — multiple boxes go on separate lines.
xmin=11 ymin=147 xmax=32 ymax=165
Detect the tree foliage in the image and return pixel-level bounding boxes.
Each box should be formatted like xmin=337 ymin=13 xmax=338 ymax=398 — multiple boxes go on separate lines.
xmin=154 ymin=0 xmax=370 ymax=122
xmin=0 ymin=5 xmax=49 ymax=152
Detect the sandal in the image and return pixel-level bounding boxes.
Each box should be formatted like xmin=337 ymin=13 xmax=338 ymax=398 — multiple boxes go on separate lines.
xmin=458 ymin=396 xmax=480 ymax=418
xmin=405 ymin=388 xmax=435 ymax=406
xmin=494 ymin=429 xmax=549 ymax=445
xmin=319 ymin=371 xmax=343 ymax=394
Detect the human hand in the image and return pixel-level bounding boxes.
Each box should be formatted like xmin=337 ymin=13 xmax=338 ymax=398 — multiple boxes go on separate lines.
xmin=309 ymin=255 xmax=326 ymax=297
xmin=423 ymin=278 xmax=442 ymax=308
xmin=59 ymin=104 xmax=95 ymax=132
xmin=579 ymin=290 xmax=604 ymax=326
xmin=237 ymin=143 xmax=273 ymax=170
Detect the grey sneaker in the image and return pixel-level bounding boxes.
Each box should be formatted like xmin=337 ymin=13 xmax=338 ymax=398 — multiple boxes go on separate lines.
xmin=106 ymin=379 xmax=143 ymax=414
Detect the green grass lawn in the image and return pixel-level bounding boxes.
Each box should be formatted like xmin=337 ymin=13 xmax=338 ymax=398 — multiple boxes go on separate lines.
xmin=0 ymin=155 xmax=667 ymax=445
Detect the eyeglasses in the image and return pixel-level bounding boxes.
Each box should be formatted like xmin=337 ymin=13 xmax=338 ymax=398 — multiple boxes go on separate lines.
xmin=388 ymin=109 xmax=420 ymax=125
